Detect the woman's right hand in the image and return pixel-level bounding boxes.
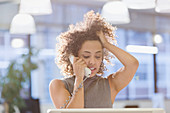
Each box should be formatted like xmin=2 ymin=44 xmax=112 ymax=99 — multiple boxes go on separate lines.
xmin=73 ymin=57 xmax=87 ymax=79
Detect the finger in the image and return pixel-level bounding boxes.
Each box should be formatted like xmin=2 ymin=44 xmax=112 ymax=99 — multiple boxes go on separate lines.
xmin=96 ymin=31 xmax=103 ymax=37
xmin=100 ymin=30 xmax=104 ymax=35
xmin=82 ymin=63 xmax=87 ymax=68
xmin=76 ymin=59 xmax=87 ymax=68
xmin=73 ymin=56 xmax=79 ymax=63
xmin=96 ymin=31 xmax=100 ymax=35
xmin=79 ymin=61 xmax=87 ymax=66
xmin=76 ymin=58 xmax=84 ymax=64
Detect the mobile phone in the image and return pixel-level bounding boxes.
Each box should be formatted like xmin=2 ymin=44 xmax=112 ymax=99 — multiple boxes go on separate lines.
xmin=69 ymin=55 xmax=91 ymax=77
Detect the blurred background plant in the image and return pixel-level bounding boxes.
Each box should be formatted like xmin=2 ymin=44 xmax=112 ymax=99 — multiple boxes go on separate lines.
xmin=0 ymin=48 xmax=38 ymax=113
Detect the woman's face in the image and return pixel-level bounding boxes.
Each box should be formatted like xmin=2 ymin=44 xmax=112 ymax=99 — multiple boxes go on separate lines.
xmin=78 ymin=40 xmax=103 ymax=77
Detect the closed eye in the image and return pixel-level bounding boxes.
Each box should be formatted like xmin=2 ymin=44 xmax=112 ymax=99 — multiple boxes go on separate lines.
xmin=83 ymin=56 xmax=90 ymax=59
xmin=96 ymin=56 xmax=101 ymax=59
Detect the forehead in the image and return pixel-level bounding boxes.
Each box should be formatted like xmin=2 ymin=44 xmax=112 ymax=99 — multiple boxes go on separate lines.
xmin=79 ymin=40 xmax=103 ymax=53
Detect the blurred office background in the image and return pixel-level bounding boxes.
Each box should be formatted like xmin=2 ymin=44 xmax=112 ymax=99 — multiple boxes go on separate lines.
xmin=0 ymin=0 xmax=170 ymax=113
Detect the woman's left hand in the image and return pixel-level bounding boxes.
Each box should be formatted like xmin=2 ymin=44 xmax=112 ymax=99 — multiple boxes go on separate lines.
xmin=96 ymin=30 xmax=108 ymax=47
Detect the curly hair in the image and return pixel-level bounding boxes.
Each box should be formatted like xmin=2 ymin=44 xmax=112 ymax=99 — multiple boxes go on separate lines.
xmin=55 ymin=10 xmax=117 ymax=77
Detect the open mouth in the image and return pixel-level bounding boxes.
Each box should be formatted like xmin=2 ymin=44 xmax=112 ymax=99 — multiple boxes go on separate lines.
xmin=89 ymin=67 xmax=96 ymax=72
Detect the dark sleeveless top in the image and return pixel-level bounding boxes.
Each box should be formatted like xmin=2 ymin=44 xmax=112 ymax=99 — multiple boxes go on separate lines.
xmin=61 ymin=75 xmax=112 ymax=108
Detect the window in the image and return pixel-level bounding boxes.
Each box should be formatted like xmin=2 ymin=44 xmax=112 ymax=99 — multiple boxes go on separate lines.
xmin=1 ymin=3 xmax=170 ymax=106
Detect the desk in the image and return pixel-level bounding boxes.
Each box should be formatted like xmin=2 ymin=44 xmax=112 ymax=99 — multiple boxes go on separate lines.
xmin=47 ymin=108 xmax=165 ymax=113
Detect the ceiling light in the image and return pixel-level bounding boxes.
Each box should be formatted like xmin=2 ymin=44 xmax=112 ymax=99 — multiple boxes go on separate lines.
xmin=123 ymin=0 xmax=155 ymax=9
xmin=153 ymin=34 xmax=163 ymax=44
xmin=101 ymin=1 xmax=130 ymax=24
xmin=19 ymin=0 xmax=52 ymax=15
xmin=11 ymin=38 xmax=24 ymax=48
xmin=155 ymin=0 xmax=170 ymax=13
xmin=10 ymin=13 xmax=36 ymax=34
xmin=126 ymin=45 xmax=158 ymax=54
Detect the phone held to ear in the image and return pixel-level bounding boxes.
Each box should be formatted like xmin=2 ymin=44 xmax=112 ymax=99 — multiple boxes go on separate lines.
xmin=69 ymin=55 xmax=91 ymax=78
xmin=60 ymin=55 xmax=91 ymax=108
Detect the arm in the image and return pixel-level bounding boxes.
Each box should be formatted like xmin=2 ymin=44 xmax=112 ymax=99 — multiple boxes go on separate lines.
xmin=49 ymin=78 xmax=84 ymax=108
xmin=105 ymin=43 xmax=139 ymax=92
xmin=67 ymin=77 xmax=84 ymax=108
xmin=97 ymin=31 xmax=139 ymax=93
xmin=49 ymin=57 xmax=86 ymax=108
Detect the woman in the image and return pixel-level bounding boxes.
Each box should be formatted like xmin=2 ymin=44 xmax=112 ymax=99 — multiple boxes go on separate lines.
xmin=49 ymin=11 xmax=139 ymax=108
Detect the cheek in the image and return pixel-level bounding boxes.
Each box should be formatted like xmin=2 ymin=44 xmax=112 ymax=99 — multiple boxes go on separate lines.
xmin=81 ymin=58 xmax=89 ymax=64
xmin=97 ymin=60 xmax=102 ymax=68
xmin=78 ymin=55 xmax=86 ymax=62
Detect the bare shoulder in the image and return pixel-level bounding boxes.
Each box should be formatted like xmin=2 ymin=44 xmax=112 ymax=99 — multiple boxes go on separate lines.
xmin=49 ymin=79 xmax=65 ymax=89
xmin=49 ymin=78 xmax=70 ymax=108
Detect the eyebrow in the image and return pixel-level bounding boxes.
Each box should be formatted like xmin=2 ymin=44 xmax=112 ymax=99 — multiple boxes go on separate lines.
xmin=83 ymin=51 xmax=102 ymax=54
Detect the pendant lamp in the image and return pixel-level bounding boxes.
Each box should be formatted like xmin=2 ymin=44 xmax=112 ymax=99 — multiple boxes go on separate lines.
xmin=155 ymin=0 xmax=170 ymax=13
xmin=123 ymin=0 xmax=155 ymax=9
xmin=19 ymin=0 xmax=52 ymax=15
xmin=10 ymin=13 xmax=36 ymax=34
xmin=101 ymin=1 xmax=130 ymax=24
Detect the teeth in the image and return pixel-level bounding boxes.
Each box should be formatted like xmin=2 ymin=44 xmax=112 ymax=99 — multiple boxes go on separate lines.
xmin=90 ymin=68 xmax=95 ymax=70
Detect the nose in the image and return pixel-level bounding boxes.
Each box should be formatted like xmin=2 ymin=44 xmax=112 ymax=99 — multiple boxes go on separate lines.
xmin=89 ymin=57 xmax=96 ymax=65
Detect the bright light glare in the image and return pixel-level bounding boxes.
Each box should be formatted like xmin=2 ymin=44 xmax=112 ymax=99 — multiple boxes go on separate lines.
xmin=11 ymin=38 xmax=24 ymax=48
xmin=126 ymin=45 xmax=158 ymax=54
xmin=154 ymin=34 xmax=163 ymax=44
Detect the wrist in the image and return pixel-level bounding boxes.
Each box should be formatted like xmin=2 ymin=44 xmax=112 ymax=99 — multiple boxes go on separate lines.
xmin=75 ymin=76 xmax=84 ymax=82
xmin=74 ymin=77 xmax=84 ymax=87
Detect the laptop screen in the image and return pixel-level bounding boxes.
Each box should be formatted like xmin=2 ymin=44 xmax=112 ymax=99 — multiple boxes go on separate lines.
xmin=47 ymin=108 xmax=165 ymax=113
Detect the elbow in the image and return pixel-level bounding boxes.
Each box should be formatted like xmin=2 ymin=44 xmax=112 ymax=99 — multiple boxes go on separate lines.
xmin=127 ymin=58 xmax=139 ymax=70
xmin=134 ymin=59 xmax=139 ymax=68
xmin=127 ymin=58 xmax=139 ymax=68
xmin=131 ymin=59 xmax=139 ymax=72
